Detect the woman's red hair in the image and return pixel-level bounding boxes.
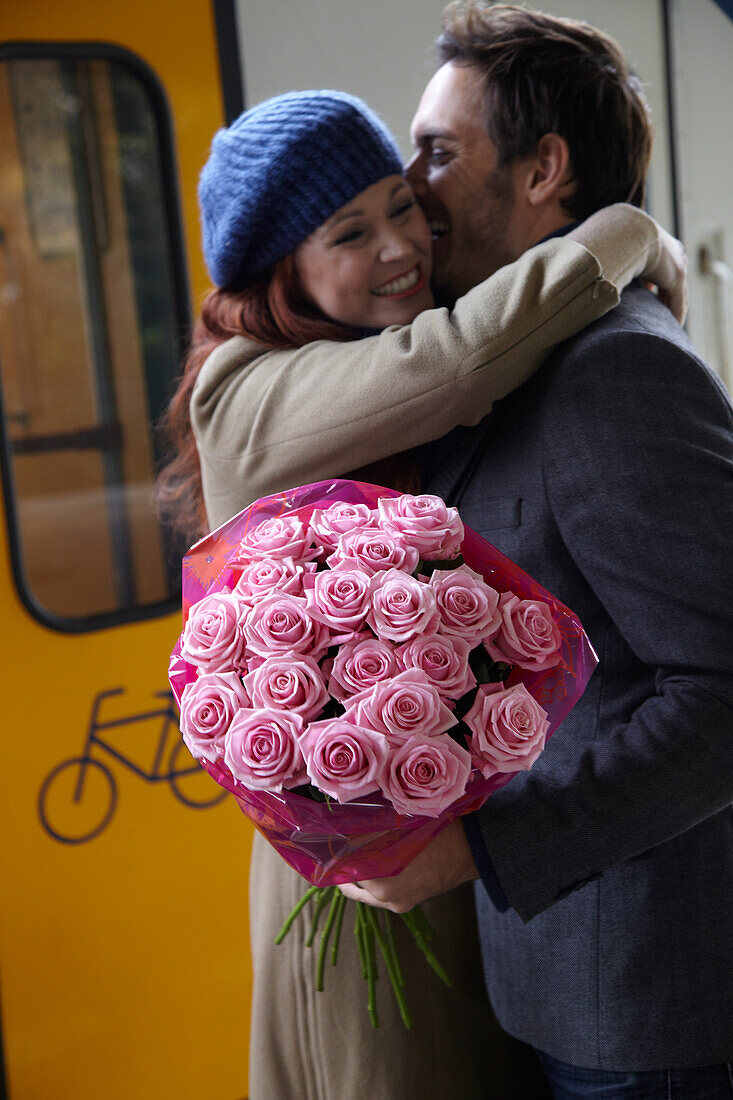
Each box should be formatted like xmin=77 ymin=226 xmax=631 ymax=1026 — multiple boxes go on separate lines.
xmin=156 ymin=254 xmax=417 ymax=547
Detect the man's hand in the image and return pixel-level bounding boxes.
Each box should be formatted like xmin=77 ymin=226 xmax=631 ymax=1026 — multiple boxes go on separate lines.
xmin=339 ymin=819 xmax=479 ymax=913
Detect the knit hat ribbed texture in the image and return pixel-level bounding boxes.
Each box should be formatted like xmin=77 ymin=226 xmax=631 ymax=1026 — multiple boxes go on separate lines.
xmin=198 ymin=90 xmax=404 ymax=287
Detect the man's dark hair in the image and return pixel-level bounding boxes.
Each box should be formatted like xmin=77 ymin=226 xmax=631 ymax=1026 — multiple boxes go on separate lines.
xmin=437 ymin=2 xmax=653 ymax=221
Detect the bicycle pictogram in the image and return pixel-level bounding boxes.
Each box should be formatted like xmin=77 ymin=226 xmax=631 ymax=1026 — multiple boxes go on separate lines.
xmin=38 ymin=688 xmax=227 ymax=844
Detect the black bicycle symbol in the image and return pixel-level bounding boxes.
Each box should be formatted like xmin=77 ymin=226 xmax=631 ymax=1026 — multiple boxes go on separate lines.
xmin=38 ymin=688 xmax=227 ymax=844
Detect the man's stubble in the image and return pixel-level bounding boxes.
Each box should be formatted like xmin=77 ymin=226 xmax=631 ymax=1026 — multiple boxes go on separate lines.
xmin=431 ymin=163 xmax=518 ymax=307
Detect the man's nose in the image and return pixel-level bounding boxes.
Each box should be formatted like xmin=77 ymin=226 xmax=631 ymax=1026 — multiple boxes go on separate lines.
xmin=405 ymin=150 xmax=426 ymax=191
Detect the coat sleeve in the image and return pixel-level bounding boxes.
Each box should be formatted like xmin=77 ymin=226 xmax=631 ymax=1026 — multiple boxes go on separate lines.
xmin=472 ymin=329 xmax=733 ymax=922
xmin=192 ymin=206 xmax=661 ymax=523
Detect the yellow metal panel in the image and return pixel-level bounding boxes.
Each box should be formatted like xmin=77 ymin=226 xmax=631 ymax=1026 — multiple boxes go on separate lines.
xmin=0 ymin=3 xmax=253 ymax=1097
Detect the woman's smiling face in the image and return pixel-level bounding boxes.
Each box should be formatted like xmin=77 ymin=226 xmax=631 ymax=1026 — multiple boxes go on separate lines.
xmin=294 ymin=175 xmax=434 ymax=329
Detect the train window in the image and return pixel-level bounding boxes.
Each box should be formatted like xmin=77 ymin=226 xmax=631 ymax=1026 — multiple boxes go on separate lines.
xmin=0 ymin=47 xmax=189 ymax=630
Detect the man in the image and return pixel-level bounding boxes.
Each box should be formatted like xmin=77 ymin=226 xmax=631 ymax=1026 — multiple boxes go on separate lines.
xmin=340 ymin=4 xmax=733 ymax=1093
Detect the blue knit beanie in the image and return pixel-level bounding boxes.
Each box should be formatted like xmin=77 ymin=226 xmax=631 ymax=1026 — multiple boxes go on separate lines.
xmin=198 ymin=90 xmax=404 ymax=287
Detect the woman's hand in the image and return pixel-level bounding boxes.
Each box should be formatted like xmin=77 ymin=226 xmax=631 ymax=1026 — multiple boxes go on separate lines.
xmin=643 ymin=223 xmax=688 ymax=324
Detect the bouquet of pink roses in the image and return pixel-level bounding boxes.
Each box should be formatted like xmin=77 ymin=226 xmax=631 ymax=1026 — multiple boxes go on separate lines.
xmin=168 ymin=479 xmax=596 ymax=1025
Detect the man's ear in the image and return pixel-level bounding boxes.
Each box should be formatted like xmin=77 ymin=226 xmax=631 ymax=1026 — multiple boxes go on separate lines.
xmin=522 ymin=133 xmax=575 ymax=207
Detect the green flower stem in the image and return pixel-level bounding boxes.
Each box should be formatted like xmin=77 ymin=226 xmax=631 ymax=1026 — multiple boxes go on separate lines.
xmin=364 ymin=907 xmax=378 ymax=985
xmin=275 ymin=886 xmax=453 ymax=1031
xmin=401 ymin=909 xmax=452 ymax=988
xmin=357 ymin=903 xmax=379 ymax=1028
xmin=364 ymin=907 xmax=413 ymax=1029
xmin=383 ymin=911 xmax=404 ymax=986
xmin=275 ymin=885 xmax=321 ymax=944
xmin=354 ymin=904 xmax=368 ymax=980
xmin=330 ymin=891 xmax=347 ymax=966
xmin=413 ymin=903 xmax=436 ymax=942
xmin=316 ymin=890 xmax=342 ymax=992
xmin=306 ymin=886 xmax=335 ymax=948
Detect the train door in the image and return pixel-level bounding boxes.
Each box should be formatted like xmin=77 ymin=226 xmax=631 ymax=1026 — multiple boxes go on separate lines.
xmin=0 ymin=3 xmax=253 ymax=1097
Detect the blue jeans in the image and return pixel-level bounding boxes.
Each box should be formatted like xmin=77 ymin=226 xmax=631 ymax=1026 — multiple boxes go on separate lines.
xmin=536 ymin=1049 xmax=733 ymax=1099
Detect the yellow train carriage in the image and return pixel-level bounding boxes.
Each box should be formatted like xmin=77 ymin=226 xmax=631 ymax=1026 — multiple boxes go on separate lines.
xmin=0 ymin=2 xmax=253 ymax=1096
xmin=2 ymin=1 xmax=731 ymax=1096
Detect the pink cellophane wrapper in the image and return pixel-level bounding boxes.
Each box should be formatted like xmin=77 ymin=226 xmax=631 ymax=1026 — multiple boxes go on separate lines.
xmin=169 ymin=479 xmax=597 ymax=886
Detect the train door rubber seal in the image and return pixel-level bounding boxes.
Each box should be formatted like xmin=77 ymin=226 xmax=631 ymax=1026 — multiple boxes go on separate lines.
xmin=212 ymin=0 xmax=245 ymax=122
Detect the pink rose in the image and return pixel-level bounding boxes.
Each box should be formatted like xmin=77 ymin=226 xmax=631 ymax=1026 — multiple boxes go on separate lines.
xmin=243 ymin=593 xmax=330 ymax=660
xmin=244 ymin=654 xmax=329 ymax=721
xmin=327 ymin=528 xmax=419 ymax=576
xmin=224 ymin=708 xmax=306 ymax=791
xmin=381 ymin=733 xmax=471 ymax=817
xmin=344 ymin=669 xmax=456 ymax=745
xmin=430 ymin=565 xmax=502 ymax=645
xmin=326 ymin=636 xmax=398 ymax=701
xmin=486 ymin=593 xmax=562 ymax=671
xmin=179 ymin=672 xmax=249 ymax=763
xmin=464 ymin=683 xmax=549 ymax=777
xmin=181 ymin=592 xmax=248 ymax=673
xmin=367 ymin=568 xmax=439 ymax=642
xmin=233 ymin=556 xmax=315 ymax=602
xmin=298 ymin=718 xmax=389 ymax=803
xmin=303 ymin=568 xmax=372 ymax=632
xmin=396 ymin=634 xmax=476 ymax=700
xmin=377 ymin=494 xmax=463 ymax=560
xmin=309 ymin=502 xmax=377 ymax=553
xmin=230 ymin=515 xmax=316 ymax=566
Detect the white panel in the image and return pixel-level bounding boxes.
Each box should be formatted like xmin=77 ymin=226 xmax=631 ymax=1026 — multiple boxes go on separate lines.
xmin=234 ymin=0 xmax=448 ymax=157
xmin=670 ymin=0 xmax=733 ymax=388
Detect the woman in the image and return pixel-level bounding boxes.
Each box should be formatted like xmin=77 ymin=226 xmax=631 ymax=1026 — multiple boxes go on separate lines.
xmin=158 ymin=91 xmax=684 ymax=1100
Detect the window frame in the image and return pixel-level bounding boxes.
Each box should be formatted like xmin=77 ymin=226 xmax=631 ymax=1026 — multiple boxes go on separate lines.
xmin=0 ymin=40 xmax=191 ymax=633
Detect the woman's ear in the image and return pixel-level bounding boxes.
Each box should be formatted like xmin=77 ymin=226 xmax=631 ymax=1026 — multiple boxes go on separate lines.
xmin=523 ymin=133 xmax=575 ymax=207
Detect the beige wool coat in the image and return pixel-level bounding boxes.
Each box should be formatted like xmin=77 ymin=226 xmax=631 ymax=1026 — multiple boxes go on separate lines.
xmin=191 ymin=204 xmax=663 ymax=1100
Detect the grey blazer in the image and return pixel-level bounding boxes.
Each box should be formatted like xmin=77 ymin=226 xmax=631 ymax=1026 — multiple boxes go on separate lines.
xmin=420 ymin=286 xmax=733 ymax=1071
